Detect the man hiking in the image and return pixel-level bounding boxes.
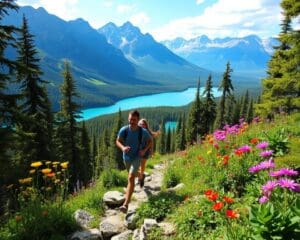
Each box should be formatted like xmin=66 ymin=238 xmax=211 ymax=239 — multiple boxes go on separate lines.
xmin=116 ymin=110 xmax=152 ymax=213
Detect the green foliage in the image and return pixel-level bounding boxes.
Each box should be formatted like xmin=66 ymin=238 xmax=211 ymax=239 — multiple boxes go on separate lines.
xmin=249 ymin=200 xmax=300 ymax=240
xmin=163 ymin=166 xmax=181 ymax=188
xmin=136 ymin=191 xmax=183 ymax=224
xmin=100 ymin=169 xmax=127 ymax=188
xmin=264 ymin=128 xmax=290 ymax=156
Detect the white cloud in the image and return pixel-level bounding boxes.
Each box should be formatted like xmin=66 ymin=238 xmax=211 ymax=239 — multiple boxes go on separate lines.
xmin=102 ymin=0 xmax=113 ymax=8
xmin=196 ymin=0 xmax=205 ymax=5
xmin=129 ymin=12 xmax=150 ymax=26
xmin=18 ymin=0 xmax=79 ymax=20
xmin=117 ymin=4 xmax=134 ymax=14
xmin=152 ymin=0 xmax=282 ymax=41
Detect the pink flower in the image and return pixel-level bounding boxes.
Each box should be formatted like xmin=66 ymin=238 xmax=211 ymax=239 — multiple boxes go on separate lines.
xmin=259 ymin=158 xmax=275 ymax=170
xmin=213 ymin=130 xmax=227 ymax=141
xmin=270 ymin=168 xmax=298 ymax=177
xmin=260 ymin=150 xmax=273 ymax=158
xmin=249 ymin=165 xmax=261 ymax=173
xmin=256 ymin=141 xmax=269 ymax=149
xmin=238 ymin=145 xmax=251 ymax=153
xmin=262 ymin=180 xmax=278 ymax=193
xmin=259 ymin=196 xmax=269 ymax=204
xmin=277 ymin=178 xmax=300 ymax=191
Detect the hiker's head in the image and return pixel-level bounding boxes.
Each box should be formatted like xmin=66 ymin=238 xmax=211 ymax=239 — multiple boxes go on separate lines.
xmin=128 ymin=110 xmax=140 ymax=127
xmin=138 ymin=118 xmax=149 ymax=130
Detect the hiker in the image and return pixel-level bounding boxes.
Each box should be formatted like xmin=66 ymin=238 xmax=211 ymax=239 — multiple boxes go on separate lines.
xmin=116 ymin=110 xmax=152 ymax=213
xmin=137 ymin=118 xmax=160 ymax=187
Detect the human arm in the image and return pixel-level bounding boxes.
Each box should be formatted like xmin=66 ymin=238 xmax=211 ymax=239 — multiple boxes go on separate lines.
xmin=116 ymin=137 xmax=130 ymax=153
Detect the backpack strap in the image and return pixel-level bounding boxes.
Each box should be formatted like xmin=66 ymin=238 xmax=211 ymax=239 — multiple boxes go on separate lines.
xmin=123 ymin=125 xmax=143 ymax=147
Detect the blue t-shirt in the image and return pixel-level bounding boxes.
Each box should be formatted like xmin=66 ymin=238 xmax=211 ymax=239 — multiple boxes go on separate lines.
xmin=118 ymin=125 xmax=151 ymax=161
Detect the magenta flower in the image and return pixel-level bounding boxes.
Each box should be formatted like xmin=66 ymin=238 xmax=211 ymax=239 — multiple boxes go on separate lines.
xmin=262 ymin=180 xmax=278 ymax=193
xmin=238 ymin=145 xmax=251 ymax=153
xmin=259 ymin=196 xmax=269 ymax=204
xmin=270 ymin=168 xmax=298 ymax=177
xmin=259 ymin=158 xmax=275 ymax=170
xmin=260 ymin=150 xmax=273 ymax=158
xmin=249 ymin=165 xmax=261 ymax=173
xmin=213 ymin=130 xmax=227 ymax=141
xmin=277 ymin=178 xmax=300 ymax=191
xmin=256 ymin=141 xmax=269 ymax=149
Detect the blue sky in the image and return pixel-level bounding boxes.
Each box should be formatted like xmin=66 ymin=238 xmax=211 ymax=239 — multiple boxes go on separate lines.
xmin=17 ymin=0 xmax=290 ymax=41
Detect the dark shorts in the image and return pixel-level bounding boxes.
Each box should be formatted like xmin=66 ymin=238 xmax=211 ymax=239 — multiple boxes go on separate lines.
xmin=123 ymin=157 xmax=141 ymax=174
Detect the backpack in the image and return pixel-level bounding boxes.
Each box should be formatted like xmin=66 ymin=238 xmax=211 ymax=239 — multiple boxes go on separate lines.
xmin=123 ymin=125 xmax=143 ymax=147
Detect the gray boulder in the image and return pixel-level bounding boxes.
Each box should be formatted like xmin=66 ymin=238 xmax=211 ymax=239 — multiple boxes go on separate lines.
xmin=103 ymin=191 xmax=125 ymax=207
xmin=69 ymin=228 xmax=102 ymax=240
xmin=74 ymin=209 xmax=94 ymax=228
xmin=111 ymin=230 xmax=133 ymax=240
xmin=99 ymin=215 xmax=125 ymax=239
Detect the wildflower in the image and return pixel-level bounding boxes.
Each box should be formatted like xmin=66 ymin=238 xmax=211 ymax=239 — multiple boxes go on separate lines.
xmin=54 ymin=179 xmax=60 ymax=184
xmin=47 ymin=172 xmax=55 ymax=178
xmin=226 ymin=210 xmax=239 ymax=218
xmin=270 ymin=168 xmax=298 ymax=177
xmin=213 ymin=143 xmax=219 ymax=150
xmin=262 ymin=180 xmax=278 ymax=193
xmin=41 ymin=168 xmax=52 ymax=174
xmin=18 ymin=178 xmax=32 ymax=184
xmin=222 ymin=155 xmax=230 ymax=165
xmin=52 ymin=161 xmax=60 ymax=165
xmin=234 ymin=149 xmax=243 ymax=157
xmin=45 ymin=187 xmax=52 ymax=192
xmin=250 ymin=138 xmax=260 ymax=144
xmin=248 ymin=165 xmax=261 ymax=174
xmin=259 ymin=195 xmax=269 ymax=204
xmin=207 ymin=149 xmax=212 ymax=155
xmin=223 ymin=196 xmax=234 ymax=204
xmin=29 ymin=169 xmax=36 ymax=174
xmin=212 ymin=201 xmax=223 ymax=211
xmin=277 ymin=178 xmax=300 ymax=191
xmin=204 ymin=189 xmax=213 ymax=196
xmin=259 ymin=158 xmax=275 ymax=170
xmin=260 ymin=150 xmax=273 ymax=158
xmin=61 ymin=161 xmax=69 ymax=169
xmin=31 ymin=161 xmax=42 ymax=168
xmin=256 ymin=141 xmax=269 ymax=149
xmin=208 ymin=192 xmax=219 ymax=201
xmin=238 ymin=145 xmax=251 ymax=153
xmin=197 ymin=155 xmax=204 ymax=161
xmin=214 ymin=130 xmax=227 ymax=141
xmin=45 ymin=161 xmax=52 ymax=165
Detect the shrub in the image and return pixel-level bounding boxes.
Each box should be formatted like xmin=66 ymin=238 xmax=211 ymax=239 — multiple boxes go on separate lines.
xmin=100 ymin=169 xmax=127 ymax=188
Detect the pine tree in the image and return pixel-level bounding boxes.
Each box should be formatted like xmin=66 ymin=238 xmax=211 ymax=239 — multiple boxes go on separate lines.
xmin=91 ymin=135 xmax=97 ymax=180
xmin=97 ymin=128 xmax=109 ymax=175
xmin=157 ymin=118 xmax=166 ymax=154
xmin=175 ymin=116 xmax=182 ymax=151
xmin=232 ymin=96 xmax=241 ymax=124
xmin=79 ymin=121 xmax=92 ymax=187
xmin=215 ymin=62 xmax=234 ymax=128
xmin=165 ymin=127 xmax=171 ymax=153
xmin=0 ymin=0 xmax=19 ymax=184
xmin=186 ymin=79 xmax=202 ymax=144
xmin=55 ymin=61 xmax=82 ymax=190
xmin=256 ymin=1 xmax=300 ymax=115
xmin=16 ymin=15 xmax=52 ymax=166
xmin=109 ymin=109 xmax=123 ymax=169
xmin=179 ymin=117 xmax=186 ymax=150
xmin=246 ymin=98 xmax=254 ymax=123
xmin=225 ymin=95 xmax=235 ymax=125
xmin=240 ymin=90 xmax=249 ymax=118
xmin=202 ymin=74 xmax=216 ymax=134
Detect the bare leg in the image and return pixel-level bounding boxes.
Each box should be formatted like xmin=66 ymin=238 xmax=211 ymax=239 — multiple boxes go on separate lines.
xmin=139 ymin=158 xmax=147 ymax=179
xmin=123 ymin=173 xmax=135 ymax=207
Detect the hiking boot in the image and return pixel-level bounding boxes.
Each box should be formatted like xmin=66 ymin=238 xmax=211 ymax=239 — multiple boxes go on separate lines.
xmin=119 ymin=205 xmax=128 ymax=213
xmin=139 ymin=173 xmax=145 ymax=188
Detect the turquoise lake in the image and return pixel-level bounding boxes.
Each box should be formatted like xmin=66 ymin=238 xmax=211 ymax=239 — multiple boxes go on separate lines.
xmin=81 ymin=87 xmax=221 ymax=120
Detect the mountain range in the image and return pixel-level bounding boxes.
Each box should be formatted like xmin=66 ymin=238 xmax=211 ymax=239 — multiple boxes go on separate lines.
xmin=4 ymin=6 xmax=268 ymax=109
xmin=162 ymin=35 xmax=278 ymax=77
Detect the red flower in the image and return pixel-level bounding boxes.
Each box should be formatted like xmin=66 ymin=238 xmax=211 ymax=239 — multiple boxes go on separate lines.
xmin=222 ymin=155 xmax=230 ymax=165
xmin=226 ymin=210 xmax=239 ymax=218
xmin=212 ymin=201 xmax=223 ymax=211
xmin=234 ymin=149 xmax=243 ymax=156
xmin=204 ymin=189 xmax=213 ymax=196
xmin=250 ymin=138 xmax=260 ymax=144
xmin=223 ymin=196 xmax=234 ymax=204
xmin=197 ymin=155 xmax=204 ymax=162
xmin=208 ymin=192 xmax=219 ymax=201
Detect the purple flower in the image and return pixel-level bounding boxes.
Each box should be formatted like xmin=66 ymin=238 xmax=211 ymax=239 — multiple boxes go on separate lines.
xmin=262 ymin=180 xmax=278 ymax=193
xmin=277 ymin=178 xmax=300 ymax=191
xmin=270 ymin=168 xmax=298 ymax=177
xmin=259 ymin=196 xmax=269 ymax=204
xmin=260 ymin=150 xmax=273 ymax=158
xmin=238 ymin=145 xmax=251 ymax=153
xmin=259 ymin=158 xmax=275 ymax=170
xmin=213 ymin=130 xmax=227 ymax=141
xmin=249 ymin=165 xmax=261 ymax=173
xmin=256 ymin=141 xmax=269 ymax=149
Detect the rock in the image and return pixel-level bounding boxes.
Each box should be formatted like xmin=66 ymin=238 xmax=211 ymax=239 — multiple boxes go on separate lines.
xmin=104 ymin=209 xmax=118 ymax=217
xmin=103 ymin=191 xmax=125 ymax=207
xmin=132 ymin=229 xmax=140 ymax=240
xmin=124 ymin=211 xmax=137 ymax=230
xmin=69 ymin=228 xmax=102 ymax=240
xmin=172 ymin=183 xmax=185 ymax=191
xmin=99 ymin=215 xmax=125 ymax=239
xmin=145 ymin=176 xmax=152 ymax=182
xmin=158 ymin=222 xmax=176 ymax=236
xmin=74 ymin=209 xmax=94 ymax=228
xmin=111 ymin=230 xmax=133 ymax=240
xmin=142 ymin=218 xmax=158 ymax=232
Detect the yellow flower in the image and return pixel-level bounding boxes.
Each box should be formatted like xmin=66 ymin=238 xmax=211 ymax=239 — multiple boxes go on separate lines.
xmin=60 ymin=162 xmax=69 ymax=169
xmin=52 ymin=161 xmax=60 ymax=165
xmin=207 ymin=149 xmax=212 ymax=155
xmin=41 ymin=168 xmax=52 ymax=174
xmin=31 ymin=161 xmax=42 ymax=168
xmin=19 ymin=178 xmax=32 ymax=184
xmin=29 ymin=169 xmax=36 ymax=174
xmin=45 ymin=161 xmax=52 ymax=165
xmin=54 ymin=179 xmax=60 ymax=184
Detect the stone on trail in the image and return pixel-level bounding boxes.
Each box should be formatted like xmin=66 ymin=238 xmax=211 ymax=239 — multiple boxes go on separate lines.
xmin=74 ymin=209 xmax=94 ymax=228
xmin=69 ymin=228 xmax=102 ymax=240
xmin=103 ymin=191 xmax=125 ymax=207
xmin=99 ymin=215 xmax=126 ymax=239
xmin=111 ymin=230 xmax=133 ymax=240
